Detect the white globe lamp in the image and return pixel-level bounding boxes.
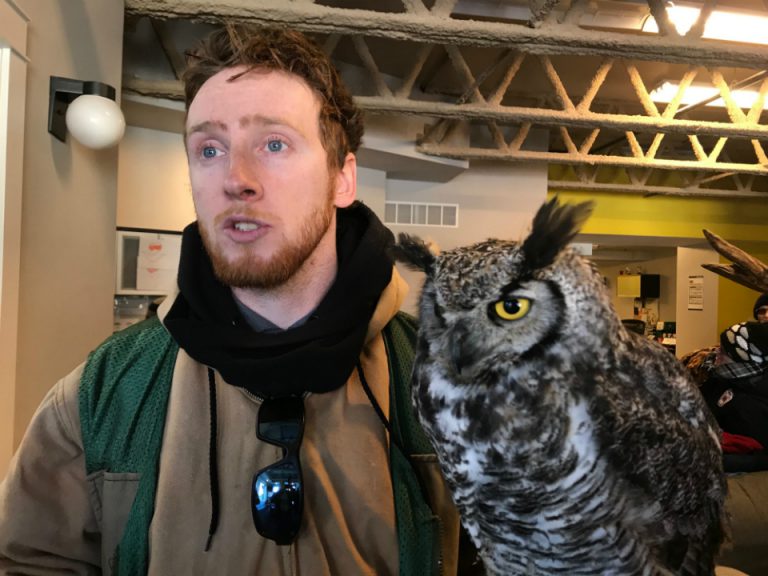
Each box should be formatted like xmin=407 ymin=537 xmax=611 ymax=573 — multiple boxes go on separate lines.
xmin=48 ymin=76 xmax=126 ymax=150
xmin=65 ymin=94 xmax=126 ymax=150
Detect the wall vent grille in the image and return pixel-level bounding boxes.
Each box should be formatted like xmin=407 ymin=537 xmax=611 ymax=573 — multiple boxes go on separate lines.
xmin=384 ymin=201 xmax=459 ymax=227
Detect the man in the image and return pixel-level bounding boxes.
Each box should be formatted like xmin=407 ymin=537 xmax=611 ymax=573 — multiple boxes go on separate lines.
xmin=0 ymin=25 xmax=464 ymax=575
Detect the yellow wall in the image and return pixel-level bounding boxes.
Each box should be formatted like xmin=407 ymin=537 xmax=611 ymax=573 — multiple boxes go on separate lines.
xmin=550 ymin=190 xmax=768 ymax=243
xmin=549 ymin=190 xmax=768 ymax=337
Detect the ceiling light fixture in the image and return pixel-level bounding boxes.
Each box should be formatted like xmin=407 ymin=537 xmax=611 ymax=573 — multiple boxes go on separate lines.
xmin=47 ymin=76 xmax=126 ymax=150
xmin=642 ymin=3 xmax=768 ymax=45
xmin=649 ymin=81 xmax=762 ymax=109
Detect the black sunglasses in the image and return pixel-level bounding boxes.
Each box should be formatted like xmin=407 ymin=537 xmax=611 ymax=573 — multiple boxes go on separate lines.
xmin=252 ymin=396 xmax=305 ymax=545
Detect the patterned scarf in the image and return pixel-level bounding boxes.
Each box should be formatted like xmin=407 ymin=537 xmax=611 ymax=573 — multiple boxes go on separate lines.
xmin=720 ymin=321 xmax=768 ymax=366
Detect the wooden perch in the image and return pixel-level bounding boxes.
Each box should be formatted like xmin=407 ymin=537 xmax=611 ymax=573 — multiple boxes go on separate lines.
xmin=701 ymin=228 xmax=768 ymax=293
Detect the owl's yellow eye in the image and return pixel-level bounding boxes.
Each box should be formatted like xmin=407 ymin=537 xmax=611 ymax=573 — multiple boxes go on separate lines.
xmin=493 ymin=297 xmax=530 ymax=321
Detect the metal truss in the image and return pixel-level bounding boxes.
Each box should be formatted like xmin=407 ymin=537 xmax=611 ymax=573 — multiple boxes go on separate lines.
xmin=548 ymin=163 xmax=768 ymax=198
xmin=124 ymin=0 xmax=768 ymax=198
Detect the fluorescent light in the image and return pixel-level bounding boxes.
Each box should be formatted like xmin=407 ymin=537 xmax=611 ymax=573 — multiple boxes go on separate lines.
xmin=643 ymin=5 xmax=700 ymax=35
xmin=649 ymin=81 xmax=762 ymax=109
xmin=642 ymin=4 xmax=768 ymax=45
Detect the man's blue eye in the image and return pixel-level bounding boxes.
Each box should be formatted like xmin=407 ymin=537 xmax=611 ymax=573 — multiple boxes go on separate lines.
xmin=202 ymin=146 xmax=218 ymax=158
xmin=267 ymin=140 xmax=284 ymax=152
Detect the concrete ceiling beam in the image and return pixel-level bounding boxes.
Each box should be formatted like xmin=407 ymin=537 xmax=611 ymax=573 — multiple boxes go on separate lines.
xmin=357 ymin=97 xmax=768 ymax=140
xmin=548 ymin=180 xmax=768 ymax=199
xmin=418 ymin=144 xmax=768 ymax=176
xmin=124 ymin=0 xmax=768 ymax=70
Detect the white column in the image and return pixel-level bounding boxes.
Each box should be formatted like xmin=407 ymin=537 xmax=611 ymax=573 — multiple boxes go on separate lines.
xmin=675 ymin=246 xmax=720 ymax=358
xmin=0 ymin=0 xmax=28 ymax=477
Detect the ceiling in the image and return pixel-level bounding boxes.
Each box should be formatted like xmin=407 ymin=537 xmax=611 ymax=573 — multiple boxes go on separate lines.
xmin=121 ymin=0 xmax=768 ymax=201
xmin=577 ymin=234 xmax=703 ymax=263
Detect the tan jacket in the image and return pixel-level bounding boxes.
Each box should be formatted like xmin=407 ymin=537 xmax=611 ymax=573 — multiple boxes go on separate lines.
xmin=0 ymin=269 xmax=460 ymax=575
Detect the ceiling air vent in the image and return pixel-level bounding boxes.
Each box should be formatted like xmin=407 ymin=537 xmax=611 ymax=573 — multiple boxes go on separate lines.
xmin=384 ymin=201 xmax=459 ymax=228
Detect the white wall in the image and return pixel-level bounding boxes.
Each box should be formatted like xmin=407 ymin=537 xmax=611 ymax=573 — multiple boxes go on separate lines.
xmin=12 ymin=0 xmax=124 ymax=449
xmin=356 ymin=165 xmax=386 ymax=218
xmin=117 ymin=125 xmax=194 ymax=231
xmin=385 ymin=161 xmax=547 ymax=315
xmin=385 ymin=161 xmax=547 ymax=251
xmin=675 ymin=246 xmax=720 ymax=357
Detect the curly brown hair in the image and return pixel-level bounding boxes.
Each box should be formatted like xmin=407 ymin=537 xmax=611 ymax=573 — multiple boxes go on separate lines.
xmin=182 ymin=23 xmax=363 ymax=169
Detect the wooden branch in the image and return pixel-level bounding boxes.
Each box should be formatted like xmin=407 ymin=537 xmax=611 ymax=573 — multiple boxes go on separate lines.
xmin=701 ymin=228 xmax=768 ymax=293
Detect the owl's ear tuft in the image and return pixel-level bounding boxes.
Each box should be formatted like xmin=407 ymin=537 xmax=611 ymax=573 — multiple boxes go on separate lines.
xmin=391 ymin=233 xmax=436 ymax=274
xmin=521 ymin=196 xmax=593 ymax=271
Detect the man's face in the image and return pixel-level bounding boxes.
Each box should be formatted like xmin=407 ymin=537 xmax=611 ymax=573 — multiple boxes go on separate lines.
xmin=185 ymin=66 xmax=356 ymax=289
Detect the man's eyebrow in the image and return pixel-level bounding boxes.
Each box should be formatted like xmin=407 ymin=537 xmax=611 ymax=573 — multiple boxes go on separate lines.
xmin=240 ymin=113 xmax=305 ymax=134
xmin=186 ymin=120 xmax=228 ymax=138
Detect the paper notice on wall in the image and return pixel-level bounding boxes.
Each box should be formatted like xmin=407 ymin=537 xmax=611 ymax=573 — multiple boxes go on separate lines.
xmin=687 ymin=275 xmax=704 ymax=310
xmin=136 ymin=234 xmax=182 ymax=293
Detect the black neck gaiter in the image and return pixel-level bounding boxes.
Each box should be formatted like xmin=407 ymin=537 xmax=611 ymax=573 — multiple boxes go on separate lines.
xmin=164 ymin=201 xmax=394 ymax=399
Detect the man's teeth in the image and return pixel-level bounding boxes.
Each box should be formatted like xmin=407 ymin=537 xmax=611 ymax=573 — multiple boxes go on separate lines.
xmin=234 ymin=222 xmax=260 ymax=232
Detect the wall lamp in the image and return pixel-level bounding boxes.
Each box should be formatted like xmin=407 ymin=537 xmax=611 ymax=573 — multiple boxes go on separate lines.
xmin=48 ymin=76 xmax=126 ymax=150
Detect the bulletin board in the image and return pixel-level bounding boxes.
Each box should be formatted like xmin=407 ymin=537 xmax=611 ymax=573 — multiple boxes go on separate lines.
xmin=115 ymin=228 xmax=183 ymax=295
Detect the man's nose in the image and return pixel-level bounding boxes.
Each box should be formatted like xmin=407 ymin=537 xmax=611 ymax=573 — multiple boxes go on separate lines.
xmin=224 ymin=151 xmax=262 ymax=201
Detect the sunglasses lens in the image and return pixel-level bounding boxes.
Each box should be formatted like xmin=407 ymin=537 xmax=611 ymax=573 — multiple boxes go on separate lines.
xmin=252 ymin=457 xmax=303 ymax=545
xmin=253 ymin=397 xmax=305 ymax=545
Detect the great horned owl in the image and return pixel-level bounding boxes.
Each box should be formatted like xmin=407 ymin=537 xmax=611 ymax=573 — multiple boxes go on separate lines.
xmin=393 ymin=197 xmax=726 ymax=575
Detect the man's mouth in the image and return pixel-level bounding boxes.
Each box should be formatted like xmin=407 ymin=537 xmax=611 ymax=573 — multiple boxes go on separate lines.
xmin=233 ymin=221 xmax=261 ymax=232
xmin=221 ymin=216 xmax=269 ymax=240
xmin=223 ymin=213 xmax=267 ymax=229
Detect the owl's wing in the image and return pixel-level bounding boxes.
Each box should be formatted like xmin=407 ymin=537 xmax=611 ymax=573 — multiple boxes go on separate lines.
xmin=589 ymin=337 xmax=726 ymax=561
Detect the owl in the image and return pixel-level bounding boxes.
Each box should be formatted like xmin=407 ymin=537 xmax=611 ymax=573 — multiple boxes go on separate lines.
xmin=393 ymin=197 xmax=726 ymax=576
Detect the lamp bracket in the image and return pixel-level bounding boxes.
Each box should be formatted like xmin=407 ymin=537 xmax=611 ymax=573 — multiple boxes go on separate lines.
xmin=48 ymin=76 xmax=117 ymax=142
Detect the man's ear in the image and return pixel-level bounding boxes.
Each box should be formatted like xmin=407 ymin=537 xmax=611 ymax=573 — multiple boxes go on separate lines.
xmin=333 ymin=152 xmax=357 ymax=208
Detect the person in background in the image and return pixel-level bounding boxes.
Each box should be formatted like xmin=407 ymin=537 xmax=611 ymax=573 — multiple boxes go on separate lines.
xmin=753 ymin=292 xmax=768 ymax=323
xmin=701 ymin=320 xmax=768 ymax=472
xmin=683 ymin=296 xmax=768 ymax=474
xmin=0 ymin=24 xmax=475 ymax=575
xmin=684 ymin=292 xmax=768 ymax=383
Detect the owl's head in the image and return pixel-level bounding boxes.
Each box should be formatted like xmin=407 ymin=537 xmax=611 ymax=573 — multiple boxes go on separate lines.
xmin=393 ymin=197 xmax=611 ymax=380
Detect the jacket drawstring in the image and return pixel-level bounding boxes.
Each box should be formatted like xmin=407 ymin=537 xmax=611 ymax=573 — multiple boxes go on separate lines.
xmin=356 ymin=362 xmax=394 ymax=438
xmin=205 ymin=367 xmax=220 ymax=551
xmin=356 ymin=361 xmax=430 ymax=500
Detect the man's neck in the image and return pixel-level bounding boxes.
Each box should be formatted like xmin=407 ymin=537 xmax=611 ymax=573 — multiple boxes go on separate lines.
xmin=231 ymin=250 xmax=338 ymax=330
